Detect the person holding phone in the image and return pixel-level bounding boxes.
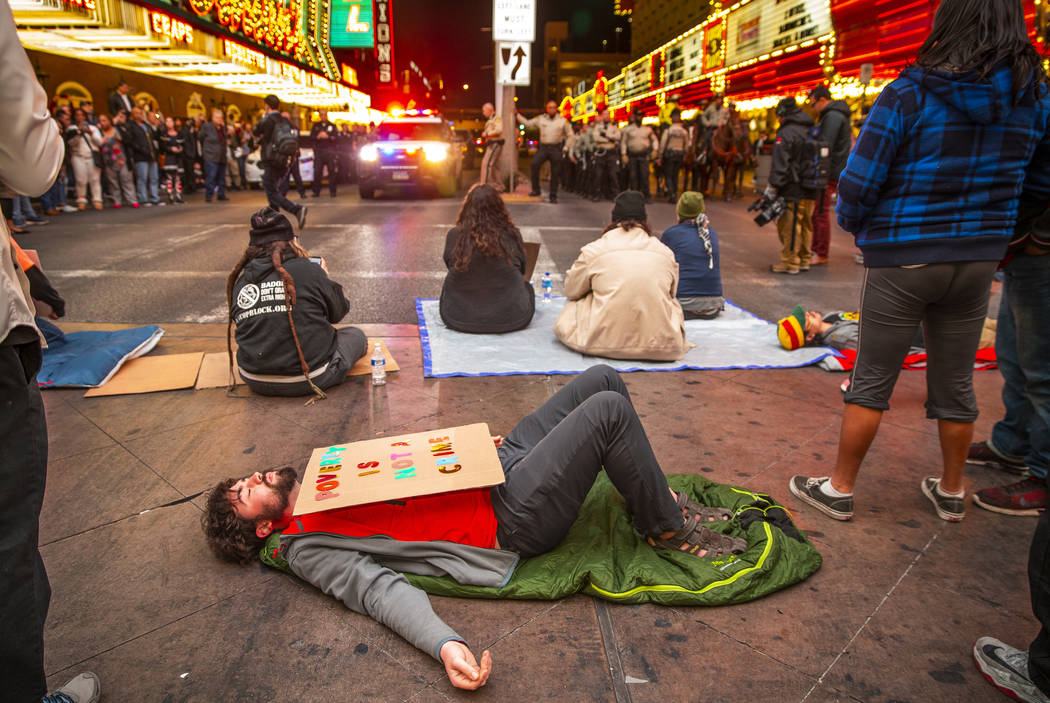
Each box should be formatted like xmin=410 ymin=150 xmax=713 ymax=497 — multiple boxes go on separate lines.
xmin=227 ymin=207 xmax=367 ymax=400
xmin=67 ymin=106 xmax=103 ymax=210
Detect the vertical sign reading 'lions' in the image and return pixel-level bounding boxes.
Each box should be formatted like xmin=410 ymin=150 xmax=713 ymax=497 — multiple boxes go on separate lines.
xmin=293 ymin=423 xmax=505 ymax=516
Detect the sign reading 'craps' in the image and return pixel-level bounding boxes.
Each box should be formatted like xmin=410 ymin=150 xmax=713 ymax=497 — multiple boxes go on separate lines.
xmin=293 ymin=423 xmax=505 ymax=516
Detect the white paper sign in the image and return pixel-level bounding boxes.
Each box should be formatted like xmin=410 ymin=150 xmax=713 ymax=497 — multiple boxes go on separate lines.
xmin=493 ymin=0 xmax=535 ymax=42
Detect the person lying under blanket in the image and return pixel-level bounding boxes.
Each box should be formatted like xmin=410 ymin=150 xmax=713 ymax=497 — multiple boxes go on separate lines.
xmin=776 ymin=305 xmax=923 ymax=353
xmin=202 ymin=365 xmax=746 ymax=691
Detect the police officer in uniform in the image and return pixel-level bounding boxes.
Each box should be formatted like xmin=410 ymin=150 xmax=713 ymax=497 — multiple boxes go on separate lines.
xmin=620 ymin=109 xmax=656 ymax=201
xmin=479 ymin=102 xmax=504 ymax=191
xmin=309 ymin=109 xmax=339 ymax=197
xmin=590 ymin=108 xmax=620 ymax=202
xmin=516 ymin=100 xmax=575 ymax=203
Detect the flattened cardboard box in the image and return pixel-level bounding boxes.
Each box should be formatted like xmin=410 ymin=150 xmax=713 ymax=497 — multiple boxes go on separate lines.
xmin=294 ymin=422 xmax=504 ymax=516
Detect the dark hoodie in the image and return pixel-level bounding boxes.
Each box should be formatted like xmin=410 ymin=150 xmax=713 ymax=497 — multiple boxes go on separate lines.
xmin=837 ymin=63 xmax=1050 ymax=267
xmin=232 ymin=256 xmax=350 ymax=375
xmin=816 ymin=99 xmax=852 ymax=180
xmin=769 ymin=107 xmax=817 ymax=201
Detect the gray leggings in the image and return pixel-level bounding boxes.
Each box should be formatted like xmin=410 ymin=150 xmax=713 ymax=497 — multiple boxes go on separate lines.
xmin=845 ymin=260 xmax=997 ymax=421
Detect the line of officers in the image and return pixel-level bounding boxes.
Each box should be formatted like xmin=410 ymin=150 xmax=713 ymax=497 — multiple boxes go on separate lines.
xmin=479 ymin=95 xmax=733 ymax=205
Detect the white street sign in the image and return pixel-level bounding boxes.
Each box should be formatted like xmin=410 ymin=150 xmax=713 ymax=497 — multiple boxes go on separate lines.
xmin=493 ymin=0 xmax=535 ymax=42
xmin=497 ymin=41 xmax=531 ymax=86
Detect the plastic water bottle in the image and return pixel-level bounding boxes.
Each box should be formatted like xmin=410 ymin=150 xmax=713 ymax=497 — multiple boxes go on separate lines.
xmin=541 ymin=272 xmax=553 ymax=303
xmin=370 ymin=342 xmax=386 ymax=386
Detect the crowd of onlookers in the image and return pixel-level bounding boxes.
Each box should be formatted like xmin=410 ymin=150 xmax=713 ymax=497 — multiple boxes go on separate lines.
xmin=1 ymin=81 xmax=374 ymax=235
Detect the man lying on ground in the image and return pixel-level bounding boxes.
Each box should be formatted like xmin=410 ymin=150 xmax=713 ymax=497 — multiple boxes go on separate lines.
xmin=203 ymin=365 xmax=746 ymax=690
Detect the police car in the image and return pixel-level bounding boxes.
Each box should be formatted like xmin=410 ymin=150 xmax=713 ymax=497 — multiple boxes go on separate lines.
xmin=357 ymin=112 xmax=463 ymax=198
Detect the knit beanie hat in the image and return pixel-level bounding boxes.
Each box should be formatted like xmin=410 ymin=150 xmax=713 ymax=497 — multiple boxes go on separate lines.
xmin=677 ymin=191 xmax=706 ymax=220
xmin=777 ymin=305 xmax=806 ymax=350
xmin=249 ymin=207 xmax=295 ymax=247
xmin=775 ymin=97 xmax=798 ymax=118
xmin=611 ymin=190 xmax=647 ymax=224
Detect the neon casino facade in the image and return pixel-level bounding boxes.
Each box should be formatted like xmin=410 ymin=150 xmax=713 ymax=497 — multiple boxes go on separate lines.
xmin=568 ymin=0 xmax=1050 ymax=126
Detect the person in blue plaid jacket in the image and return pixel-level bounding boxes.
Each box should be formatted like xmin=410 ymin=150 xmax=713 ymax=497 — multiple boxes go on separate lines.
xmin=790 ymin=0 xmax=1050 ymax=527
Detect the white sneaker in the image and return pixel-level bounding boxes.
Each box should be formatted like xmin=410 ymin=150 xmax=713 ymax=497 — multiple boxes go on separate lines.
xmin=61 ymin=204 xmax=77 ymax=213
xmin=974 ymin=637 xmax=1050 ymax=702
xmin=43 ymin=671 xmax=101 ymax=703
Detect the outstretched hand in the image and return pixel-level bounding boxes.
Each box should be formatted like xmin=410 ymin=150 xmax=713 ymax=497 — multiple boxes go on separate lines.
xmin=440 ymin=640 xmax=492 ymax=690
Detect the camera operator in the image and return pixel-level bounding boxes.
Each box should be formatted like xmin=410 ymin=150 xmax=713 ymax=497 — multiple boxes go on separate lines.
xmin=768 ymin=98 xmax=818 ymax=275
xmin=589 ymin=108 xmax=620 ymax=202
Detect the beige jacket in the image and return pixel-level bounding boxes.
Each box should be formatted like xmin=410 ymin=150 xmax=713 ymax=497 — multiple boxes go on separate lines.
xmin=1 ymin=0 xmax=63 ymax=345
xmin=554 ymin=226 xmax=690 ymax=361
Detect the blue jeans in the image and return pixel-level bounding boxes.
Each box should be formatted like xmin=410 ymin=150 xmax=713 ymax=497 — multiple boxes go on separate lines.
xmin=39 ymin=170 xmax=67 ymax=211
xmin=204 ymin=160 xmax=226 ymax=199
xmin=991 ymin=252 xmax=1050 ymax=479
xmin=11 ymin=195 xmax=39 ymax=226
xmin=134 ymin=160 xmax=159 ymax=204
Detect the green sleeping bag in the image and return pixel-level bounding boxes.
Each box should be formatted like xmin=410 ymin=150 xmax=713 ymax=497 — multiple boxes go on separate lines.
xmin=261 ymin=473 xmax=822 ymax=606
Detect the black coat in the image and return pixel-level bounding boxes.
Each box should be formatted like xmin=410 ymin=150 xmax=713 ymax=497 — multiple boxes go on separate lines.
xmin=769 ymin=108 xmax=818 ymax=201
xmin=232 ymin=256 xmax=350 ymax=375
xmin=108 ymin=91 xmax=134 ymax=117
xmin=817 ymin=100 xmax=853 ymax=181
xmin=122 ymin=120 xmax=156 ymax=164
xmin=439 ymin=227 xmax=535 ymax=334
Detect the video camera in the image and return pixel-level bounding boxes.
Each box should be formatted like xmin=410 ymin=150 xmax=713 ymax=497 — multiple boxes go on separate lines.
xmin=748 ymin=191 xmax=786 ymax=226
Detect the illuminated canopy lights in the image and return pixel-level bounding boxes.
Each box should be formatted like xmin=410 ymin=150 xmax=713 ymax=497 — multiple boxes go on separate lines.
xmin=13 ymin=0 xmax=374 ymax=110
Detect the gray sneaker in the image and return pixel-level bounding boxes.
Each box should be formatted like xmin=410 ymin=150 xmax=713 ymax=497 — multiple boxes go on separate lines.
xmin=43 ymin=671 xmax=100 ymax=703
xmin=974 ymin=637 xmax=1050 ymax=703
xmin=788 ymin=476 xmax=853 ymax=521
xmin=921 ymin=477 xmax=965 ymax=521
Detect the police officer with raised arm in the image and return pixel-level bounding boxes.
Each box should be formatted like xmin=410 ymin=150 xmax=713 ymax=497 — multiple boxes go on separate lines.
xmin=516 ymin=100 xmax=575 ymax=203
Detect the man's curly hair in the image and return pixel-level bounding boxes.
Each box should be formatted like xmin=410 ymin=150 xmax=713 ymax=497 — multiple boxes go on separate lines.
xmin=202 ymin=478 xmax=266 ymax=565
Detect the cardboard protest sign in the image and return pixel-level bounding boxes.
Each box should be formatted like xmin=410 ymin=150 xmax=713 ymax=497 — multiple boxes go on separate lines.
xmin=294 ymin=422 xmax=504 ymax=516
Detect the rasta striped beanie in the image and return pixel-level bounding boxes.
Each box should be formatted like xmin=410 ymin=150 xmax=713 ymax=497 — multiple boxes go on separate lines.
xmin=777 ymin=306 xmax=806 ymax=350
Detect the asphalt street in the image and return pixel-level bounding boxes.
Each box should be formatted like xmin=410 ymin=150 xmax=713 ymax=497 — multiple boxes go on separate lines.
xmin=23 ymin=171 xmax=867 ymax=326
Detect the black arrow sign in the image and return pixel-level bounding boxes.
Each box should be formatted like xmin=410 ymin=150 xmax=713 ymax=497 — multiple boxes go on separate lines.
xmin=511 ymin=46 xmax=526 ymax=80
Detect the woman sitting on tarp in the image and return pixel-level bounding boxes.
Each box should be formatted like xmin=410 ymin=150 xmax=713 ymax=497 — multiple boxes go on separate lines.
xmin=554 ymin=190 xmax=690 ymax=361
xmin=439 ymin=183 xmax=534 ymax=333
xmin=227 ymin=207 xmax=366 ymax=400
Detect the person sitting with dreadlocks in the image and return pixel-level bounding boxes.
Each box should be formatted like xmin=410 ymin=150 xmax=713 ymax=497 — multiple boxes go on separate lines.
xmin=659 ymin=191 xmax=724 ymax=319
xmin=227 ymin=207 xmax=367 ymax=399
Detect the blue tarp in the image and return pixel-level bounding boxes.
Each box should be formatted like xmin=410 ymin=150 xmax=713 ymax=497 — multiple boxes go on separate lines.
xmin=37 ymin=320 xmax=164 ymax=388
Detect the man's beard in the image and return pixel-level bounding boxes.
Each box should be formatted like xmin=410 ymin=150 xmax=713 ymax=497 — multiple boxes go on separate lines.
xmin=259 ymin=467 xmax=298 ymax=521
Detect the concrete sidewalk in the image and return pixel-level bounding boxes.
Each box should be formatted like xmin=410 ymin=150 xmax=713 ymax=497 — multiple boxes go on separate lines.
xmin=37 ymin=317 xmax=1030 ymax=703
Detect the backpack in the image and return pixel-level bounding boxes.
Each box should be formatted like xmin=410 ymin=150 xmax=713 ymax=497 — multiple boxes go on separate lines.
xmin=264 ymin=116 xmax=298 ymax=168
xmin=788 ymin=127 xmax=830 ymax=192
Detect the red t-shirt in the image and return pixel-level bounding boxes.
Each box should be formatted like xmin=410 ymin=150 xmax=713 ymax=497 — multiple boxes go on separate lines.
xmin=284 ymin=487 xmax=497 ymax=549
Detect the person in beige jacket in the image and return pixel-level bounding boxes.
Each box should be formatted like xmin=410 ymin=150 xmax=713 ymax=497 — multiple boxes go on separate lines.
xmin=0 ymin=0 xmax=101 ymax=700
xmin=554 ymin=191 xmax=690 ymax=361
